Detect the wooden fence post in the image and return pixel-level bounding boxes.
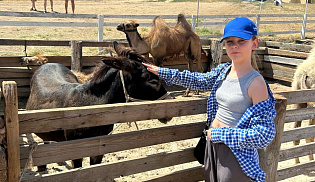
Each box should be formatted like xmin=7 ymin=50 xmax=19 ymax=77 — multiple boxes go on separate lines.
xmin=210 ymin=39 xmax=223 ymax=69
xmin=2 ymin=81 xmax=20 ymax=182
xmin=71 ymin=40 xmax=82 ymax=72
xmin=301 ymin=14 xmax=307 ymax=39
xmin=98 ymin=15 xmax=104 ymax=52
xmin=301 ymin=0 xmax=308 ymax=39
xmin=191 ymin=15 xmax=196 ymax=32
xmin=256 ymin=14 xmax=261 ymax=34
xmin=258 ymin=94 xmax=287 ymax=182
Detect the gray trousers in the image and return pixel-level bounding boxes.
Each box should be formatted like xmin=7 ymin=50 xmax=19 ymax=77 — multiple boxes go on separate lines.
xmin=204 ymin=136 xmax=251 ymax=182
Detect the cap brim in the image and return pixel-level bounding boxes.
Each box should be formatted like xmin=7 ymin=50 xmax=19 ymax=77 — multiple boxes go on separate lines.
xmin=220 ymin=31 xmax=254 ymax=43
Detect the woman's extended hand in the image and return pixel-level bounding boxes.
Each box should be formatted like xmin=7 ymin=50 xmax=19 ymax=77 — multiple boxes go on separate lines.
xmin=142 ymin=62 xmax=159 ymax=75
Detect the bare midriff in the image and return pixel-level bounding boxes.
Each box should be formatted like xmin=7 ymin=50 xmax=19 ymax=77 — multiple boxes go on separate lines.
xmin=211 ymin=117 xmax=234 ymax=128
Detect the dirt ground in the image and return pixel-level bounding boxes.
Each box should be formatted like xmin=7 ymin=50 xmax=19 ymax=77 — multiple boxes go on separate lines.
xmin=1 ymin=0 xmax=315 ymax=181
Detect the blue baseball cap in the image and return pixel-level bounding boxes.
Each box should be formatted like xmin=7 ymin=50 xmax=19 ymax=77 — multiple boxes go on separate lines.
xmin=220 ymin=17 xmax=257 ymax=43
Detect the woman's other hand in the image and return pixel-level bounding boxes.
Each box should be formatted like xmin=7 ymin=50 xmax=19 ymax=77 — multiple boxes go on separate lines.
xmin=207 ymin=129 xmax=212 ymax=141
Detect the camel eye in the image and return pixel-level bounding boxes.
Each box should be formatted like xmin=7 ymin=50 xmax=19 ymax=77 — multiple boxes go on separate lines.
xmin=126 ymin=24 xmax=131 ymax=28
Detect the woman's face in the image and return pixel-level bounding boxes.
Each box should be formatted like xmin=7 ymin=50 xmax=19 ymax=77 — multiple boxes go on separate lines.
xmin=224 ymin=37 xmax=258 ymax=63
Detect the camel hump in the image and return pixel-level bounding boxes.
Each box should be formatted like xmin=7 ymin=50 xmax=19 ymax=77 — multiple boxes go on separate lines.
xmin=153 ymin=15 xmax=161 ymax=23
xmin=177 ymin=14 xmax=186 ymax=21
xmin=176 ymin=13 xmax=193 ymax=31
xmin=153 ymin=15 xmax=163 ymax=24
xmin=152 ymin=15 xmax=170 ymax=31
xmin=145 ymin=15 xmax=171 ymax=39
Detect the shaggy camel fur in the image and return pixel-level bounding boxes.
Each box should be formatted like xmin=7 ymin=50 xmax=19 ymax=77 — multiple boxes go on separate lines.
xmin=117 ymin=14 xmax=204 ymax=96
xmin=291 ymin=45 xmax=315 ymax=164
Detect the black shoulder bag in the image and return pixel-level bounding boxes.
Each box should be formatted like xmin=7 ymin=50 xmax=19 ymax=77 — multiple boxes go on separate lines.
xmin=194 ymin=122 xmax=209 ymax=165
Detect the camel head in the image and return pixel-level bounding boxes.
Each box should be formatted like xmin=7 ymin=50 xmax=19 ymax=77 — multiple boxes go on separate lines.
xmin=116 ymin=20 xmax=148 ymax=54
xmin=117 ymin=20 xmax=139 ymax=33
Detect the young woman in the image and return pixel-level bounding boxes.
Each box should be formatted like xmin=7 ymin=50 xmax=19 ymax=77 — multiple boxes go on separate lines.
xmin=142 ymin=17 xmax=276 ymax=182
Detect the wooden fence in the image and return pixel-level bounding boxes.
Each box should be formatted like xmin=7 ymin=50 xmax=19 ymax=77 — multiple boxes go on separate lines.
xmin=275 ymin=89 xmax=315 ymax=181
xmin=1 ymin=11 xmax=315 ymax=40
xmin=258 ymin=41 xmax=313 ymax=84
xmin=0 ymin=38 xmax=213 ymax=97
xmin=0 ymin=38 xmax=313 ymax=95
xmin=253 ymin=41 xmax=315 ymax=180
xmin=0 ymin=81 xmax=286 ymax=182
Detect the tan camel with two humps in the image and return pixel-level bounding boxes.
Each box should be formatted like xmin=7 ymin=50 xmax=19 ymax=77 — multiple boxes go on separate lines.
xmin=117 ymin=14 xmax=205 ymax=96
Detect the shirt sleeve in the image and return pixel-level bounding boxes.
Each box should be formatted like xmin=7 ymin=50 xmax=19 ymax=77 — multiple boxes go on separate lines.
xmin=210 ymin=99 xmax=276 ymax=150
xmin=158 ymin=63 xmax=229 ymax=91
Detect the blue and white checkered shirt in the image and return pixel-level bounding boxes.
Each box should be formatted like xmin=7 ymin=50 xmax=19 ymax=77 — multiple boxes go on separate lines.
xmin=158 ymin=63 xmax=276 ymax=182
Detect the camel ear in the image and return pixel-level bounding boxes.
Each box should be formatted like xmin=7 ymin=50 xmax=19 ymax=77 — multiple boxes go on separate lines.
xmin=135 ymin=23 xmax=139 ymax=27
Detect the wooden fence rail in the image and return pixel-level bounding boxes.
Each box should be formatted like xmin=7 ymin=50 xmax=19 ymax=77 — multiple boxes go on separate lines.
xmin=1 ymin=11 xmax=315 ymax=40
xmin=257 ymin=41 xmax=313 ymax=84
xmin=275 ymin=89 xmax=315 ymax=181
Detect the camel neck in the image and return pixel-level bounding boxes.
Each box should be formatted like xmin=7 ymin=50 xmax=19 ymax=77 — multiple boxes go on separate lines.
xmin=126 ymin=31 xmax=142 ymax=47
xmin=125 ymin=31 xmax=149 ymax=55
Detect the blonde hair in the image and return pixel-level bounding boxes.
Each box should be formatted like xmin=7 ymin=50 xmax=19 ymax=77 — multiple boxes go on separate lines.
xmin=251 ymin=35 xmax=259 ymax=71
